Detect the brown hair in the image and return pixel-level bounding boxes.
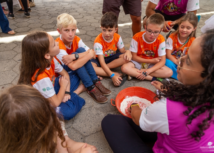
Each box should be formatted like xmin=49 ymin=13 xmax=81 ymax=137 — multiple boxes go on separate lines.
xmin=18 ymin=31 xmax=51 ymax=85
xmin=146 ymin=13 xmax=165 ymax=28
xmin=0 ymin=85 xmax=65 ymax=153
xmin=174 ymin=12 xmax=198 ymax=38
xmin=101 ymin=12 xmax=118 ymax=28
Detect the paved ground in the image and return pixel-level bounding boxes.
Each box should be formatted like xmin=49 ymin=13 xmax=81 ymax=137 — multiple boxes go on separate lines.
xmin=0 ymin=0 xmax=214 ymax=152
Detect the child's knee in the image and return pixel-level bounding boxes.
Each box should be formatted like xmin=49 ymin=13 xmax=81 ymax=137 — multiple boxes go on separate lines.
xmin=121 ymin=64 xmax=128 ymax=73
xmin=165 ymin=67 xmax=173 ymax=77
xmin=75 ymin=47 xmax=86 ymax=53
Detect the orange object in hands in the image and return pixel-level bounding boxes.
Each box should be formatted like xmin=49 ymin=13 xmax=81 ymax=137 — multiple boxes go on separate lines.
xmin=167 ymin=21 xmax=172 ymax=30
xmin=167 ymin=21 xmax=172 ymax=26
xmin=110 ymin=87 xmax=157 ymax=118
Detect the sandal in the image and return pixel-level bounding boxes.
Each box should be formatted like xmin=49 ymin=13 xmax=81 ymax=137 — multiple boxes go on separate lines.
xmin=7 ymin=30 xmax=15 ymax=35
xmin=117 ymin=74 xmax=127 ymax=87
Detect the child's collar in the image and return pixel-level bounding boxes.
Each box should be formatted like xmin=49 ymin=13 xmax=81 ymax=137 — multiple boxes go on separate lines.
xmin=60 ymin=35 xmax=72 ymax=49
xmin=142 ymin=32 xmax=156 ymax=44
xmin=102 ymin=34 xmax=113 ymax=43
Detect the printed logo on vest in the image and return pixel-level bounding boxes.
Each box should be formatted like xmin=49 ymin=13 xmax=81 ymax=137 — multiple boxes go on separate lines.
xmin=200 ymin=142 xmax=214 ymax=152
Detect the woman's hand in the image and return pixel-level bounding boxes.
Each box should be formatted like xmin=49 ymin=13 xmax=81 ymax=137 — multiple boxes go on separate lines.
xmin=151 ymin=81 xmax=163 ymax=91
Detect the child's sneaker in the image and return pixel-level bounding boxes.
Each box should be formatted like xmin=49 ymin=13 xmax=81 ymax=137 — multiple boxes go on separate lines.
xmin=95 ymin=81 xmax=111 ymax=96
xmin=87 ymin=87 xmax=108 ymax=104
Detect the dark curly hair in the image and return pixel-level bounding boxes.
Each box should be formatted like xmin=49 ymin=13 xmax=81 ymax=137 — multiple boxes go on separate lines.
xmin=157 ymin=29 xmax=214 ymax=141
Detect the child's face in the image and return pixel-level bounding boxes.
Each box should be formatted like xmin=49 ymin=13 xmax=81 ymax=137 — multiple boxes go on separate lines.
xmin=101 ymin=26 xmax=117 ymax=41
xmin=47 ymin=35 xmax=60 ymax=58
xmin=57 ymin=25 xmax=77 ymax=43
xmin=145 ymin=24 xmax=162 ymax=42
xmin=178 ymin=21 xmax=196 ymax=38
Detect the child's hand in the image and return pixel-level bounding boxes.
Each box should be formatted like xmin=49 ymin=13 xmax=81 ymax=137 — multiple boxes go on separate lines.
xmin=88 ymin=49 xmax=96 ymax=59
xmin=62 ymin=94 xmax=71 ymax=102
xmin=124 ymin=50 xmax=132 ymax=61
xmin=112 ymin=74 xmax=122 ymax=86
xmin=62 ymin=55 xmax=75 ymax=65
xmin=59 ymin=76 xmax=69 ymax=90
xmin=175 ymin=59 xmax=179 ymax=65
xmin=152 ymin=57 xmax=161 ymax=64
xmin=136 ymin=71 xmax=146 ymax=80
xmin=151 ymin=81 xmax=163 ymax=91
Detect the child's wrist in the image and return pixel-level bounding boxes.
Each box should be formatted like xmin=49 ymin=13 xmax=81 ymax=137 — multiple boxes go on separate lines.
xmin=110 ymin=73 xmax=115 ymax=78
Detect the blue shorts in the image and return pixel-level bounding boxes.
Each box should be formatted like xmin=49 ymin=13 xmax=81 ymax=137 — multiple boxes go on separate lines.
xmin=91 ymin=50 xmax=122 ymax=67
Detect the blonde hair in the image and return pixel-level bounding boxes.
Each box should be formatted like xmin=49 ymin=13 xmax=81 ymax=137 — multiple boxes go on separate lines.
xmin=146 ymin=13 xmax=165 ymax=28
xmin=57 ymin=13 xmax=77 ymax=30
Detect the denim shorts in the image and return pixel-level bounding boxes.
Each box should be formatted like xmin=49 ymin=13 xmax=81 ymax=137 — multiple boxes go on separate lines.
xmin=91 ymin=50 xmax=122 ymax=67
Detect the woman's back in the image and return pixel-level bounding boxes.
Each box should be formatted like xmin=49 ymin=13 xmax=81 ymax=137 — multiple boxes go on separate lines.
xmin=154 ymin=98 xmax=214 ymax=153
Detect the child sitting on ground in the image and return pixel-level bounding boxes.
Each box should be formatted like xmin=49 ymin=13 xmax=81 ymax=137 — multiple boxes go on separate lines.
xmin=121 ymin=13 xmax=172 ymax=81
xmin=18 ymin=31 xmax=85 ymax=120
xmin=55 ymin=13 xmax=110 ymax=104
xmin=0 ymin=85 xmax=98 ymax=153
xmin=91 ymin=12 xmax=132 ymax=87
xmin=165 ymin=12 xmax=198 ymax=80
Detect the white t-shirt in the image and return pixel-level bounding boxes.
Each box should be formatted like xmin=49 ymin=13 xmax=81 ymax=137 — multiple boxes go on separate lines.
xmin=139 ymin=97 xmax=169 ymax=135
xmin=33 ymin=58 xmax=63 ymax=99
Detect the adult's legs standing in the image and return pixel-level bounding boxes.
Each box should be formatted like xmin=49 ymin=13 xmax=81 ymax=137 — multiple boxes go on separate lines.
xmin=102 ymin=114 xmax=157 ymax=153
xmin=0 ymin=4 xmax=14 ymax=34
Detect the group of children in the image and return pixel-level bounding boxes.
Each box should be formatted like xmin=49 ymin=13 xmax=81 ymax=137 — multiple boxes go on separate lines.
xmin=0 ymin=10 xmax=199 ymax=153
xmin=19 ymin=11 xmax=198 ymax=121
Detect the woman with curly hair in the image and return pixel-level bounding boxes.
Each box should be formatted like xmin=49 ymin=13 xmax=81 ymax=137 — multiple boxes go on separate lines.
xmin=0 ymin=85 xmax=98 ymax=153
xmin=102 ymin=29 xmax=214 ymax=153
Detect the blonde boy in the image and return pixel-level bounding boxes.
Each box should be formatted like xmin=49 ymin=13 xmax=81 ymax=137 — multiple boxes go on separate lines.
xmin=55 ymin=13 xmax=111 ymax=104
xmin=92 ymin=12 xmax=132 ymax=86
xmin=121 ymin=13 xmax=172 ymax=81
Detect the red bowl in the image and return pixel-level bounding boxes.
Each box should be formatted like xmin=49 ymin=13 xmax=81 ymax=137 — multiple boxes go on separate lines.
xmin=111 ymin=87 xmax=157 ymax=118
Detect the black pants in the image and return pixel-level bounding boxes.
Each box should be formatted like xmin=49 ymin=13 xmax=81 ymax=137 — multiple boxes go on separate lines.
xmin=6 ymin=0 xmax=28 ymax=13
xmin=102 ymin=114 xmax=157 ymax=153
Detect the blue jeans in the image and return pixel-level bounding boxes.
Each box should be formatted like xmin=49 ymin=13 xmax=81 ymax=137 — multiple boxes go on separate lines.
xmin=54 ymin=72 xmax=85 ymax=120
xmin=0 ymin=4 xmax=12 ymax=33
xmin=165 ymin=59 xmax=178 ymax=80
xmin=63 ymin=47 xmax=98 ymax=88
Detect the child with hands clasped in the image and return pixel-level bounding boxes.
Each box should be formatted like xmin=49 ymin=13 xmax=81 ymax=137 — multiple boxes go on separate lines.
xmin=55 ymin=13 xmax=110 ymax=104
xmin=121 ymin=13 xmax=172 ymax=81
xmin=91 ymin=12 xmax=132 ymax=87
xmin=165 ymin=12 xmax=198 ymax=80
xmin=0 ymin=85 xmax=98 ymax=153
xmin=18 ymin=31 xmax=85 ymax=120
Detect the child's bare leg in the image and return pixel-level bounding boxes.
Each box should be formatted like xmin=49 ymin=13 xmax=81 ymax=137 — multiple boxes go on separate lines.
xmin=74 ymin=84 xmax=86 ymax=95
xmin=92 ymin=62 xmax=122 ymax=77
xmin=107 ymin=54 xmax=126 ymax=69
xmin=149 ymin=66 xmax=173 ymax=78
xmin=121 ymin=62 xmax=152 ymax=80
